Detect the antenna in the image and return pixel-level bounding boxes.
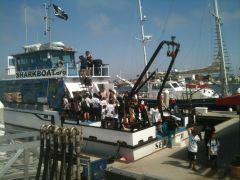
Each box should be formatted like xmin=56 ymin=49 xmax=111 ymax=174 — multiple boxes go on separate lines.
xmin=43 ymin=0 xmax=52 ymax=43
xmin=24 ymin=0 xmax=28 ymax=45
xmin=137 ymin=0 xmax=152 ymax=79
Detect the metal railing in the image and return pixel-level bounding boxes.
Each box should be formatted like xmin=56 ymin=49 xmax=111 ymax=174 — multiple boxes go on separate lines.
xmin=0 ymin=128 xmax=39 ymax=180
xmin=66 ymin=63 xmax=110 ymax=77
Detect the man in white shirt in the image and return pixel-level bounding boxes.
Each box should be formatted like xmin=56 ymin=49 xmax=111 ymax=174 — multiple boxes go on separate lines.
xmin=188 ymin=129 xmax=201 ymax=171
xmin=207 ymin=132 xmax=220 ymax=169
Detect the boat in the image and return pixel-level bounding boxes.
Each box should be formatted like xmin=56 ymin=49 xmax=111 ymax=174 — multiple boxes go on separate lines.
xmin=140 ymin=80 xmax=219 ymax=100
xmin=0 ymin=1 xmax=188 ymax=162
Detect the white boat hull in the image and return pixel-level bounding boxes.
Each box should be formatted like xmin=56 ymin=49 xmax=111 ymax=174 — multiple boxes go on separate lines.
xmin=3 ymin=107 xmax=188 ymax=162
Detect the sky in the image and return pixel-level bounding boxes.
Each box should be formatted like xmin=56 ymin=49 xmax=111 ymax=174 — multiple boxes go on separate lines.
xmin=0 ymin=0 xmax=239 ymax=80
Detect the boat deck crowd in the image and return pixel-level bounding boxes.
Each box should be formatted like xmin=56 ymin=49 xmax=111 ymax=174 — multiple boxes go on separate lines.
xmin=61 ymin=87 xmax=182 ymax=136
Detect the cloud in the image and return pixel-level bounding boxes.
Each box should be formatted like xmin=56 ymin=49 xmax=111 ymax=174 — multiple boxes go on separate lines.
xmin=87 ymin=13 xmax=120 ymax=35
xmin=152 ymin=13 xmax=188 ymax=30
xmin=222 ymin=10 xmax=240 ymax=22
xmin=0 ymin=32 xmax=15 ymax=45
xmin=74 ymin=0 xmax=132 ymax=11
xmin=87 ymin=14 xmax=110 ymax=35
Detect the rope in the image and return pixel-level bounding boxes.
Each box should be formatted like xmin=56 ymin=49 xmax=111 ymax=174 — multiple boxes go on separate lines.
xmin=66 ymin=133 xmax=74 ymax=180
xmin=36 ymin=125 xmax=47 ymax=180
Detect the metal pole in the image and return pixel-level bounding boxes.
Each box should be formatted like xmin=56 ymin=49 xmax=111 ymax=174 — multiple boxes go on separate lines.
xmin=138 ymin=0 xmax=148 ymax=79
xmin=44 ymin=0 xmax=52 ymax=43
xmin=87 ymin=160 xmax=91 ymax=180
xmin=23 ymin=149 xmax=29 ymax=180
xmin=48 ymin=0 xmax=52 ymax=43
xmin=213 ymin=0 xmax=228 ymax=96
xmin=24 ymin=5 xmax=28 ymax=45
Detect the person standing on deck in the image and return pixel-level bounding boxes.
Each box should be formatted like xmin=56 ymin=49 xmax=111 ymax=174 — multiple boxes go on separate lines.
xmin=91 ymin=93 xmax=101 ymax=121
xmin=140 ymin=100 xmax=150 ymax=128
xmin=85 ymin=50 xmax=93 ymax=76
xmin=167 ymin=116 xmax=178 ymax=148
xmin=77 ymin=55 xmax=87 ymax=77
xmin=100 ymin=86 xmax=108 ymax=101
xmin=150 ymin=105 xmax=161 ymax=126
xmin=82 ymin=93 xmax=92 ymax=121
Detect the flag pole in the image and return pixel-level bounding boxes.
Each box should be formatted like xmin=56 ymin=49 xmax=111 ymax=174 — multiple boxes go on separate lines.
xmin=44 ymin=0 xmax=52 ymax=43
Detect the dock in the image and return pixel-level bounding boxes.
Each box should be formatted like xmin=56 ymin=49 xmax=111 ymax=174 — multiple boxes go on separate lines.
xmin=105 ymin=111 xmax=240 ymax=180
xmin=0 ymin=111 xmax=239 ymax=179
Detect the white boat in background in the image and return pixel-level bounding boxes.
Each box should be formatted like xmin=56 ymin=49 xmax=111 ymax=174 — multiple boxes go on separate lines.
xmin=142 ymin=80 xmax=219 ymax=100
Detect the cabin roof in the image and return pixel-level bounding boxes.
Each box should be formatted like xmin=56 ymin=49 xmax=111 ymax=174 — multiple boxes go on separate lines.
xmin=12 ymin=42 xmax=76 ymax=57
xmin=12 ymin=48 xmax=75 ymax=57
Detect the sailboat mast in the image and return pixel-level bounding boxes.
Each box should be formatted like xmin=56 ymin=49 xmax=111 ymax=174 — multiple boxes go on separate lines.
xmin=213 ymin=0 xmax=228 ymax=96
xmin=24 ymin=6 xmax=28 ymax=45
xmin=44 ymin=0 xmax=52 ymax=43
xmin=138 ymin=0 xmax=149 ymax=78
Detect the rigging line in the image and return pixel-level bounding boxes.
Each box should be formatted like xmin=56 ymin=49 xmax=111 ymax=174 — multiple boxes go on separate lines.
xmin=181 ymin=0 xmax=208 ymax=64
xmin=120 ymin=0 xmax=138 ymax=79
xmin=195 ymin=0 xmax=209 ymax=66
xmin=24 ymin=0 xmax=28 ymax=45
xmin=160 ymin=0 xmax=175 ymax=40
xmin=209 ymin=0 xmax=214 ymax=64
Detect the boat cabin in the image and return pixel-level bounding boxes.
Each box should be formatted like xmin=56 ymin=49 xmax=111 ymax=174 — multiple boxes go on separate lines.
xmin=1 ymin=42 xmax=112 ymax=111
xmin=6 ymin=42 xmax=109 ymax=78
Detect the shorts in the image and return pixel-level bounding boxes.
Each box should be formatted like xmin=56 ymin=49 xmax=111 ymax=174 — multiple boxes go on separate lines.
xmin=82 ymin=106 xmax=90 ymax=113
xmin=210 ymin=155 xmax=217 ymax=160
xmin=81 ymin=66 xmax=87 ymax=70
xmin=188 ymin=151 xmax=197 ymax=161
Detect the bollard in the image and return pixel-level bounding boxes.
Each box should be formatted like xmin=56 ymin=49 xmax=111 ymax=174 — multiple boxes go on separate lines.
xmin=0 ymin=102 xmax=6 ymax=156
xmin=0 ymin=101 xmax=4 ymax=124
xmin=163 ymin=89 xmax=169 ymax=108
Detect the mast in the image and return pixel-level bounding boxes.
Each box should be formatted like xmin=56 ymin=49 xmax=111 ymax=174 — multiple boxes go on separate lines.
xmin=44 ymin=0 xmax=52 ymax=43
xmin=212 ymin=0 xmax=228 ymax=96
xmin=137 ymin=0 xmax=151 ymax=79
xmin=24 ymin=6 xmax=28 ymax=45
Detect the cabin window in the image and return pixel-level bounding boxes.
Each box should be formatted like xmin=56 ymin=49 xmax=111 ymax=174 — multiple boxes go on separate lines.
xmin=51 ymin=52 xmax=74 ymax=67
xmin=41 ymin=54 xmax=48 ymax=62
xmin=164 ymin=84 xmax=172 ymax=89
xmin=20 ymin=57 xmax=28 ymax=65
xmin=62 ymin=54 xmax=71 ymax=63
xmin=172 ymin=83 xmax=180 ymax=88
xmin=152 ymin=84 xmax=160 ymax=90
